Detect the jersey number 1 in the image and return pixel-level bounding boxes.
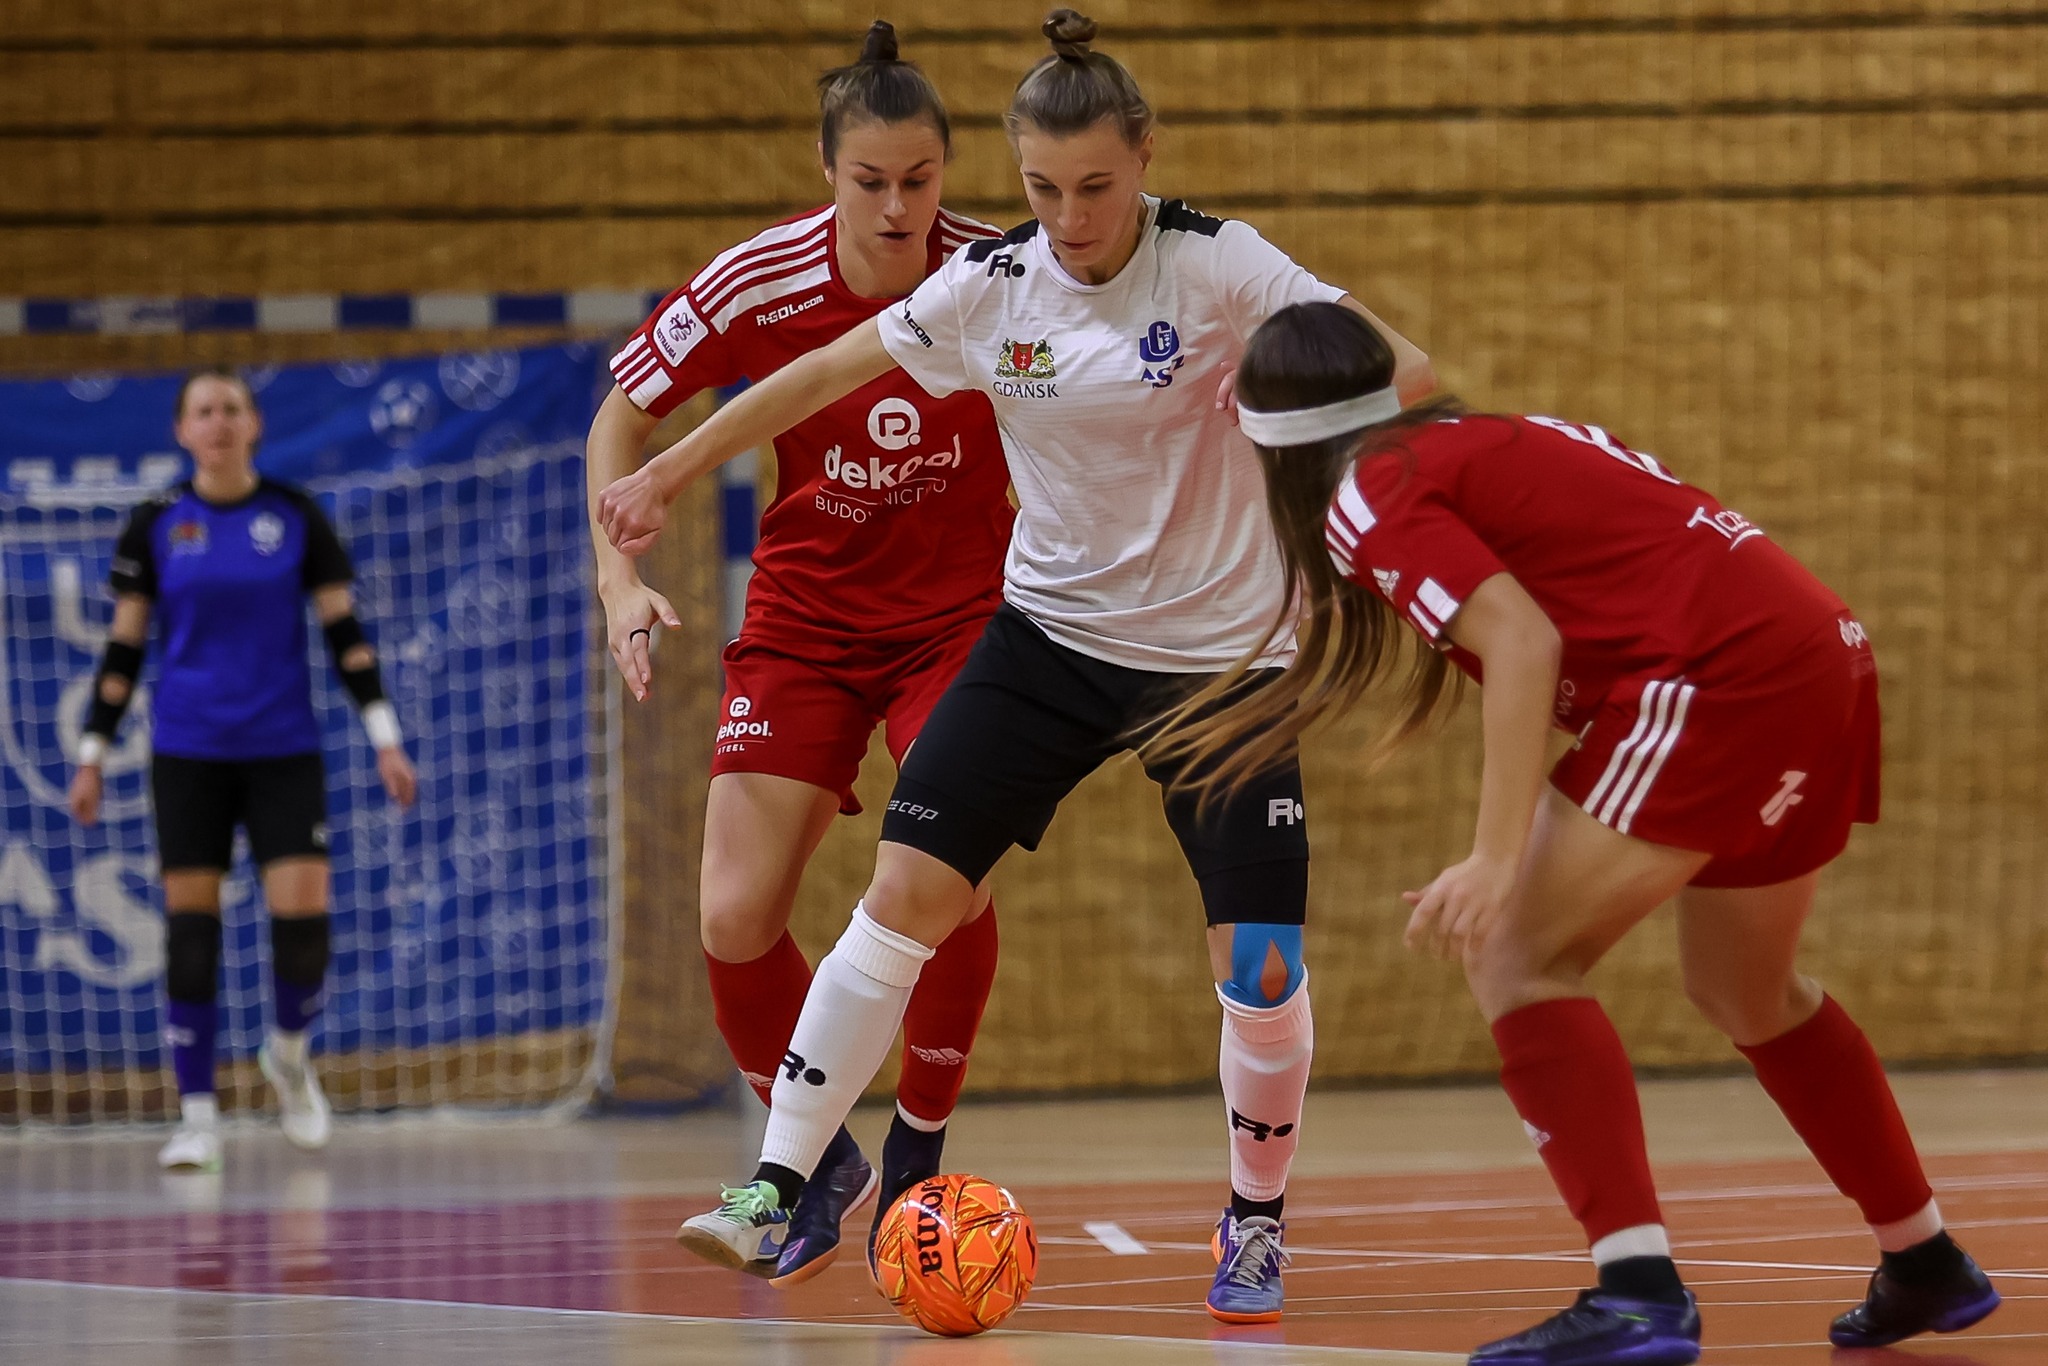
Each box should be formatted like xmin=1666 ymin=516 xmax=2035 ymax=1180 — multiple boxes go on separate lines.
xmin=1527 ymin=416 xmax=1681 ymax=485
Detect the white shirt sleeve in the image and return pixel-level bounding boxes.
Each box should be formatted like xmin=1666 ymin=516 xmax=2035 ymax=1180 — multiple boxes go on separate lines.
xmin=876 ymin=250 xmax=976 ymax=399
xmin=1207 ymin=219 xmax=1347 ymax=341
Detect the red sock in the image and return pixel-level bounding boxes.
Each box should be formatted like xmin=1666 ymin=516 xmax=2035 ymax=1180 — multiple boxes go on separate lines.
xmin=1738 ymin=994 xmax=1933 ymax=1227
xmin=704 ymin=932 xmax=811 ymax=1107
xmin=896 ymin=902 xmax=999 ymax=1125
xmin=1492 ymin=997 xmax=1664 ymax=1246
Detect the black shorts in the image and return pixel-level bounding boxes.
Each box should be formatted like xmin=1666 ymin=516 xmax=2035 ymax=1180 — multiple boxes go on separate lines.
xmin=151 ymin=752 xmax=329 ymax=872
xmin=880 ymin=606 xmax=1309 ymax=926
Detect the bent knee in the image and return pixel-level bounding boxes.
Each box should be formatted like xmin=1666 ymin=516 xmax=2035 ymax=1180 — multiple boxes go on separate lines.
xmin=697 ymin=882 xmax=791 ymax=963
xmin=1684 ymin=970 xmax=1821 ymax=1047
xmin=863 ymin=845 xmax=975 ymax=946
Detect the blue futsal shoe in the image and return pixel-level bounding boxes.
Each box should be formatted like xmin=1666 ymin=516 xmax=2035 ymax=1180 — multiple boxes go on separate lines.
xmin=1469 ymin=1289 xmax=1701 ymax=1365
xmin=770 ymin=1128 xmax=878 ymax=1288
xmin=1207 ymin=1211 xmax=1289 ymax=1324
xmin=1829 ymin=1254 xmax=2000 ymax=1348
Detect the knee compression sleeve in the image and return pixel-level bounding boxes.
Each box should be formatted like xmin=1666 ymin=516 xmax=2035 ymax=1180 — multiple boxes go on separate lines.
xmin=270 ymin=915 xmax=330 ymax=1034
xmin=166 ymin=913 xmax=222 ymax=1003
xmin=270 ymin=915 xmax=331 ymax=986
xmin=1219 ymin=921 xmax=1305 ymax=1009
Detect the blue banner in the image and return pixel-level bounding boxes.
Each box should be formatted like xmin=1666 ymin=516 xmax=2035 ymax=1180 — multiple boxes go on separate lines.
xmin=0 ymin=345 xmax=611 ymax=1076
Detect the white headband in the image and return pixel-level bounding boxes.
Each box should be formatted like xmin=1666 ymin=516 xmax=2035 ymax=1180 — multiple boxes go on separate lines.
xmin=1235 ymin=386 xmax=1402 ymax=447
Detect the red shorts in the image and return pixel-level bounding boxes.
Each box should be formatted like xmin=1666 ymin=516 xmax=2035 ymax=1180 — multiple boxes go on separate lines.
xmin=1548 ymin=614 xmax=1881 ymax=888
xmin=712 ymin=614 xmax=992 ymax=815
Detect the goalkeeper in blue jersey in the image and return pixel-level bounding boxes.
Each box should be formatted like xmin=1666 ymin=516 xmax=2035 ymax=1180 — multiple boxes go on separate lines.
xmin=67 ymin=369 xmax=418 ymax=1173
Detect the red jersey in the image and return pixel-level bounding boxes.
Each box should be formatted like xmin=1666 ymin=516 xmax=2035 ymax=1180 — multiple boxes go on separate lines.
xmin=610 ymin=206 xmax=1013 ymax=648
xmin=1324 ymin=414 xmax=1852 ymax=732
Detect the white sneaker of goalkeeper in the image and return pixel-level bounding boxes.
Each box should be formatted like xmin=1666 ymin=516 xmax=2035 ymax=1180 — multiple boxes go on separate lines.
xmin=259 ymin=1032 xmax=332 ymax=1151
xmin=158 ymin=1094 xmax=222 ymax=1173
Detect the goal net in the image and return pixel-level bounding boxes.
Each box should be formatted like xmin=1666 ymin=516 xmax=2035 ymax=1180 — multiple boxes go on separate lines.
xmin=0 ymin=345 xmax=617 ymax=1125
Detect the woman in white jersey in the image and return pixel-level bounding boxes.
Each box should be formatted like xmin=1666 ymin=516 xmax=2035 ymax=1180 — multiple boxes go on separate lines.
xmin=600 ymin=9 xmax=1433 ymax=1323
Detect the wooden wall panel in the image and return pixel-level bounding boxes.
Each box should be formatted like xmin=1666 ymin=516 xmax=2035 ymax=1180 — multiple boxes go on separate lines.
xmin=6 ymin=27 xmax=2045 ymax=135
xmin=5 ymin=0 xmax=2016 ymax=45
xmin=10 ymin=110 xmax=2045 ymax=222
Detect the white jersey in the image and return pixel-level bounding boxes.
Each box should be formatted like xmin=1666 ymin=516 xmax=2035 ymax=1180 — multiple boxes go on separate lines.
xmin=875 ymin=195 xmax=1345 ymax=671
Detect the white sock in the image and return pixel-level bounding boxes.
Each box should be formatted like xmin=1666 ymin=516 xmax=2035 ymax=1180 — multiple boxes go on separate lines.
xmin=1592 ymin=1224 xmax=1672 ymax=1265
xmin=179 ymin=1093 xmax=219 ymax=1130
xmin=760 ymin=904 xmax=933 ymax=1179
xmin=1217 ymin=976 xmax=1313 ymax=1204
xmin=895 ymin=1101 xmax=947 ymax=1133
xmin=269 ymin=1030 xmax=309 ymax=1070
xmin=1874 ymin=1198 xmax=1944 ymax=1253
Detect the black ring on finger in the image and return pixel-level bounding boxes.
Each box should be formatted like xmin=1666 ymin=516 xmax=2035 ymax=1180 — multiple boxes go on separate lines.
xmin=629 ymin=628 xmax=651 ymax=641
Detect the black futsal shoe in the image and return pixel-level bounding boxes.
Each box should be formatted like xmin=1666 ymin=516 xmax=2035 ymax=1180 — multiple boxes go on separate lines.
xmin=1468 ymin=1288 xmax=1701 ymax=1365
xmin=867 ymin=1113 xmax=948 ymax=1283
xmin=768 ymin=1126 xmax=876 ymax=1288
xmin=1829 ymin=1251 xmax=2000 ymax=1348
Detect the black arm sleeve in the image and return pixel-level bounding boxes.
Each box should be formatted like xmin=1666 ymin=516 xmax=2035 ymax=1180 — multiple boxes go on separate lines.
xmin=297 ymin=492 xmax=355 ymax=590
xmin=108 ymin=499 xmax=164 ymax=599
xmin=323 ymin=615 xmax=388 ymax=708
xmin=85 ymin=640 xmax=145 ymax=740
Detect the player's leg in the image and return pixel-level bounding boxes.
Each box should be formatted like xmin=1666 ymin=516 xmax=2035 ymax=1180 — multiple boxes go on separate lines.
xmin=679 ymin=651 xmax=877 ymax=1277
xmin=1679 ymin=878 xmax=1999 ymax=1347
xmin=684 ymin=609 xmax=1119 ymax=1279
xmin=870 ymin=618 xmax=1005 ymax=1245
xmin=1144 ymin=673 xmax=1314 ymax=1323
xmin=695 ymin=770 xmax=876 ymax=1281
xmin=1462 ymin=786 xmax=1709 ymax=1366
xmin=151 ymin=754 xmax=237 ymax=1173
xmin=248 ymin=753 xmax=336 ymax=1152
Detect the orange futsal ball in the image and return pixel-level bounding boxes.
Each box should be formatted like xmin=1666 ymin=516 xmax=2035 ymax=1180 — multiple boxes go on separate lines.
xmin=872 ymin=1174 xmax=1038 ymax=1337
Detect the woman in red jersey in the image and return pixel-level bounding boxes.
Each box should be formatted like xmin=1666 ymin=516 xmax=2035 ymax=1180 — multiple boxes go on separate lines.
xmin=1163 ymin=302 xmax=2000 ymax=1366
xmin=583 ymin=22 xmax=1011 ymax=1286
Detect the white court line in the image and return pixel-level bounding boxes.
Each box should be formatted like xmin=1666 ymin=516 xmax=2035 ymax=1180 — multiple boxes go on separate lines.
xmin=1042 ymin=1237 xmax=2048 ymax=1282
xmin=1083 ymin=1221 xmax=1150 ymax=1256
xmin=0 ymin=1276 xmax=1466 ymax=1361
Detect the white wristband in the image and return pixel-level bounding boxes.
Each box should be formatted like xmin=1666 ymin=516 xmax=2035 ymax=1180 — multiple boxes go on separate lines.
xmin=363 ymin=701 xmax=403 ymax=751
xmin=76 ymin=734 xmax=108 ymax=767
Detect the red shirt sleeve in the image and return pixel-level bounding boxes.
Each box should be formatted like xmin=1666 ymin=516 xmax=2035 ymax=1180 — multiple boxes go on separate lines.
xmin=608 ymin=284 xmax=746 ymax=419
xmin=1325 ymin=455 xmax=1506 ymax=646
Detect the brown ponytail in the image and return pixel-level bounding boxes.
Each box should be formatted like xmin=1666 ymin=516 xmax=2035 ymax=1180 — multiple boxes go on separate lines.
xmin=1006 ymin=9 xmax=1154 ymax=146
xmin=1145 ymin=303 xmax=1464 ymax=801
xmin=817 ymin=20 xmax=953 ymax=165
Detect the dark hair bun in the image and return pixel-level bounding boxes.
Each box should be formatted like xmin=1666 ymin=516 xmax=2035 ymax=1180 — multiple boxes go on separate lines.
xmin=1044 ymin=8 xmax=1097 ymax=61
xmin=860 ymin=18 xmax=900 ymax=63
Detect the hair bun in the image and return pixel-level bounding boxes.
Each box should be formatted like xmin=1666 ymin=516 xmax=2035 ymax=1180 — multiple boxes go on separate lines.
xmin=859 ymin=18 xmax=900 ymax=63
xmin=1043 ymin=8 xmax=1097 ymax=61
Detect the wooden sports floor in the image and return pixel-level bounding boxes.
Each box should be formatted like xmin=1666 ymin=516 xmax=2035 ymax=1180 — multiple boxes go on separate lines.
xmin=2 ymin=1070 xmax=2043 ymax=1364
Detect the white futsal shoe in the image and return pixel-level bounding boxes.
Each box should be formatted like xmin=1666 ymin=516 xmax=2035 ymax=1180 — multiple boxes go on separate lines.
xmin=259 ymin=1034 xmax=332 ymax=1151
xmin=677 ymin=1180 xmax=788 ymax=1276
xmin=159 ymin=1094 xmax=223 ymax=1173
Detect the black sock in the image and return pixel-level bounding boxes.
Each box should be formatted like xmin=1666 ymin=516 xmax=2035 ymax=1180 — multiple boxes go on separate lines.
xmin=819 ymin=1124 xmax=861 ymax=1173
xmin=753 ymin=1162 xmax=805 ymax=1211
xmin=1231 ymin=1190 xmax=1284 ymax=1224
xmin=882 ymin=1113 xmax=946 ymax=1180
xmin=1881 ymin=1230 xmax=1967 ymax=1286
xmin=1598 ymin=1255 xmax=1689 ymax=1305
